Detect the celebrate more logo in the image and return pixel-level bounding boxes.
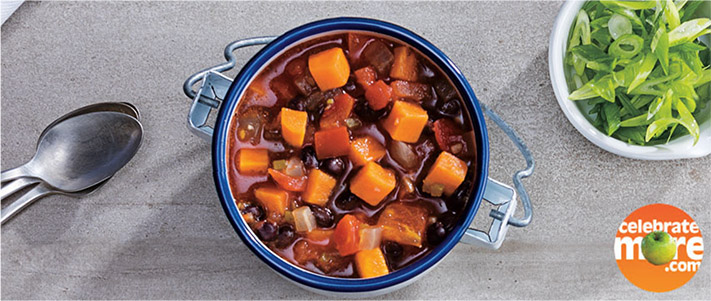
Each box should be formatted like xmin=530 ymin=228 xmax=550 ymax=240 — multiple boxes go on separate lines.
xmin=614 ymin=204 xmax=704 ymax=292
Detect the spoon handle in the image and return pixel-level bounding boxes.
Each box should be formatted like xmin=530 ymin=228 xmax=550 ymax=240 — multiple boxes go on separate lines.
xmin=1 ymin=183 xmax=52 ymax=224
xmin=0 ymin=177 xmax=41 ymax=200
xmin=1 ymin=165 xmax=30 ymax=183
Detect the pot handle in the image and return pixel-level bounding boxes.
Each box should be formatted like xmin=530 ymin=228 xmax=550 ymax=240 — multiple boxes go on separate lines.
xmin=184 ymin=36 xmax=277 ymax=142
xmin=460 ymin=104 xmax=534 ymax=250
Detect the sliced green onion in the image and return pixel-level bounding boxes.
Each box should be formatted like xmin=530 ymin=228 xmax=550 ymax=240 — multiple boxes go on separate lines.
xmin=651 ymin=25 xmax=670 ymax=74
xmin=608 ymin=34 xmax=644 ymax=58
xmin=620 ymin=113 xmax=652 ymax=127
xmin=627 ymin=53 xmax=658 ymax=93
xmin=664 ymin=0 xmax=681 ymax=29
xmin=608 ymin=13 xmax=632 ymax=40
xmin=668 ymin=18 xmax=711 ymax=46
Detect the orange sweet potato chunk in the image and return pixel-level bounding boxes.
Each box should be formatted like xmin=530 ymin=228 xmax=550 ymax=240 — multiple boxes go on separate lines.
xmin=308 ymin=47 xmax=350 ymax=91
xmin=349 ymin=136 xmax=386 ymax=166
xmin=422 ymin=151 xmax=467 ymax=196
xmin=314 ymin=126 xmax=351 ymax=159
xmin=237 ymin=148 xmax=269 ymax=175
xmin=390 ymin=46 xmax=418 ymax=82
xmin=377 ymin=202 xmax=428 ymax=247
xmin=254 ymin=187 xmax=289 ymax=220
xmin=320 ymin=93 xmax=355 ymax=130
xmin=382 ymin=100 xmax=429 ymax=143
xmin=281 ymin=108 xmax=308 ymax=147
xmin=302 ymin=169 xmax=337 ymax=206
xmin=355 ymin=248 xmax=389 ymax=278
xmin=349 ymin=162 xmax=396 ymax=206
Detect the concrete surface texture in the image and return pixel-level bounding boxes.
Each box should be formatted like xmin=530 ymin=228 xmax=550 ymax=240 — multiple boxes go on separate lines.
xmin=1 ymin=1 xmax=709 ymax=299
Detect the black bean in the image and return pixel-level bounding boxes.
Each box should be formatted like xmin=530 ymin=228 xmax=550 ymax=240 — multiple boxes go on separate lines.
xmin=439 ymin=211 xmax=459 ymax=230
xmin=422 ymin=91 xmax=440 ymax=112
xmin=287 ymin=97 xmax=307 ymax=111
xmin=275 ymin=224 xmax=296 ymax=248
xmin=448 ymin=182 xmax=471 ymax=211
xmin=301 ymin=146 xmax=319 ymax=169
xmin=310 ymin=206 xmax=334 ymax=228
xmin=336 ymin=192 xmax=360 ymax=210
xmin=343 ymin=79 xmax=361 ymax=96
xmin=434 ymin=79 xmax=457 ymax=101
xmin=354 ymin=98 xmax=387 ymax=122
xmin=263 ymin=126 xmax=281 ymax=141
xmin=321 ymin=158 xmax=345 ymax=177
xmin=383 ymin=241 xmax=403 ymax=259
xmin=256 ymin=222 xmax=278 ymax=241
xmin=437 ymin=99 xmax=461 ymax=117
xmin=427 ymin=222 xmax=447 ymax=245
xmin=242 ymin=205 xmax=264 ymax=221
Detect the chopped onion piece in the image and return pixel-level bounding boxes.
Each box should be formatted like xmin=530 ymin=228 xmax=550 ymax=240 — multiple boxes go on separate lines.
xmin=293 ymin=206 xmax=316 ymax=233
xmin=358 ymin=226 xmax=383 ymax=250
xmin=389 ymin=141 xmax=418 ymax=170
xmin=284 ymin=157 xmax=305 ymax=177
xmin=608 ymin=14 xmax=632 ymax=40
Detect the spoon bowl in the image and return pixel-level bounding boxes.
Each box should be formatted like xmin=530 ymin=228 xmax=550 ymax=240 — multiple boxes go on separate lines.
xmin=1 ymin=111 xmax=143 ymax=191
xmin=0 ymin=102 xmax=140 ymax=199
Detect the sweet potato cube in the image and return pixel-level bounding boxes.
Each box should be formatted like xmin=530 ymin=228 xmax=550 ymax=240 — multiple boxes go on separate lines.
xmin=365 ymin=80 xmax=392 ymax=110
xmin=354 ymin=66 xmax=377 ymax=88
xmin=314 ymin=126 xmax=351 ymax=159
xmin=349 ymin=162 xmax=396 ymax=206
xmin=355 ymin=248 xmax=389 ymax=278
xmin=390 ymin=47 xmax=419 ymax=82
xmin=382 ymin=101 xmax=429 ymax=143
xmin=308 ymin=47 xmax=350 ymax=91
xmin=302 ymin=169 xmax=337 ymax=206
xmin=254 ymin=187 xmax=289 ymax=220
xmin=349 ymin=136 xmax=386 ymax=166
xmin=237 ymin=148 xmax=269 ymax=175
xmin=281 ymin=108 xmax=308 ymax=147
xmin=377 ymin=202 xmax=428 ymax=247
xmin=422 ymin=151 xmax=468 ymax=196
xmin=320 ymin=93 xmax=355 ymax=130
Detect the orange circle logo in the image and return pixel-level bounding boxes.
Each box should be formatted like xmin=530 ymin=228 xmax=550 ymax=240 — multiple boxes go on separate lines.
xmin=615 ymin=203 xmax=704 ymax=292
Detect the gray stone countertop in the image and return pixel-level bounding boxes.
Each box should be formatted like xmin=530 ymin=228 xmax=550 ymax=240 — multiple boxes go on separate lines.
xmin=1 ymin=1 xmax=709 ymax=299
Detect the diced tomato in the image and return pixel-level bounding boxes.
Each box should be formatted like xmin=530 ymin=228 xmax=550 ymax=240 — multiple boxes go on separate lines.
xmin=390 ymin=80 xmax=431 ymax=102
xmin=320 ymin=93 xmax=355 ymax=129
xmin=333 ymin=214 xmax=362 ymax=256
xmin=270 ymin=76 xmax=298 ymax=101
xmin=286 ymin=58 xmax=307 ymax=76
xmin=365 ymin=80 xmax=392 ymax=110
xmin=268 ymin=168 xmax=307 ymax=192
xmin=432 ymin=118 xmax=467 ymax=155
xmin=354 ymin=66 xmax=377 ymax=88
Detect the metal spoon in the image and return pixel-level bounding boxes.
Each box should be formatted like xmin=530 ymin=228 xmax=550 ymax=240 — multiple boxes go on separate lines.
xmin=1 ymin=112 xmax=143 ymax=223
xmin=0 ymin=102 xmax=140 ymax=198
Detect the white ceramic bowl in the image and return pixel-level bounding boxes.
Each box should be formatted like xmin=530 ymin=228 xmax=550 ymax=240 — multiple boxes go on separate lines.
xmin=549 ymin=1 xmax=711 ymax=160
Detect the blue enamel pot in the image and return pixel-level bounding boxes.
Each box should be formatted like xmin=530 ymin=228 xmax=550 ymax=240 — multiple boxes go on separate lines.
xmin=183 ymin=17 xmax=534 ymax=297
